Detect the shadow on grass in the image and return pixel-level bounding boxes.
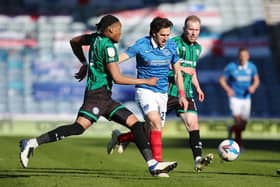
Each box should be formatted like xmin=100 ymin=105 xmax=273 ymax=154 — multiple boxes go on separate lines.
xmin=0 ymin=168 xmax=157 ymax=180
xmin=177 ymin=170 xmax=279 ymax=178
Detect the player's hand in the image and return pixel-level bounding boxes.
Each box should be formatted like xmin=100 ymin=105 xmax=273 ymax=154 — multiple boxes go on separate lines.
xmin=181 ymin=67 xmax=195 ymax=76
xmin=248 ymin=86 xmax=256 ymax=94
xmin=179 ymin=96 xmax=188 ymax=112
xmin=74 ymin=64 xmax=88 ymax=82
xmin=196 ymin=88 xmax=205 ymax=102
xmin=145 ymin=77 xmax=158 ymax=86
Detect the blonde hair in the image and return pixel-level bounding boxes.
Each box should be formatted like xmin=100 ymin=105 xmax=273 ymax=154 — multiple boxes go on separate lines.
xmin=184 ymin=15 xmax=201 ymax=28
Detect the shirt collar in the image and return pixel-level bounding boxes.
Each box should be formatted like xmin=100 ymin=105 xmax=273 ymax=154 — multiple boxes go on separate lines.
xmin=238 ymin=62 xmax=248 ymax=70
xmin=151 ymin=37 xmax=165 ymax=50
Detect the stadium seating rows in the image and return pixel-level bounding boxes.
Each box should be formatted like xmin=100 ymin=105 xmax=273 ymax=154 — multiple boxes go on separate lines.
xmin=0 ymin=0 xmax=279 ymax=117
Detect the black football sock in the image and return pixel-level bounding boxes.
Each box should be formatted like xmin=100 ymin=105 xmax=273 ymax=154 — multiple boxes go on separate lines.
xmin=189 ymin=130 xmax=202 ymax=160
xmin=36 ymin=122 xmax=85 ymax=145
xmin=131 ymin=122 xmax=154 ymax=161
xmin=142 ymin=122 xmax=151 ymax=139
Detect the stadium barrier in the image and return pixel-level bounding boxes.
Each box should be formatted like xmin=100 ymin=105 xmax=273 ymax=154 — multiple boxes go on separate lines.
xmin=0 ymin=114 xmax=279 ymax=139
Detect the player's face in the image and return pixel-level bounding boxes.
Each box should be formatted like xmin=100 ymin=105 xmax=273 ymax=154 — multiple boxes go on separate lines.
xmin=239 ymin=50 xmax=250 ymax=65
xmin=109 ymin=22 xmax=122 ymax=43
xmin=152 ymin=27 xmax=171 ymax=48
xmin=184 ymin=21 xmax=200 ymax=43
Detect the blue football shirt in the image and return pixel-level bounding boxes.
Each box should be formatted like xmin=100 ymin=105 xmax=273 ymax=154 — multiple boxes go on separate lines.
xmin=125 ymin=36 xmax=180 ymax=93
xmin=223 ymin=61 xmax=258 ymax=99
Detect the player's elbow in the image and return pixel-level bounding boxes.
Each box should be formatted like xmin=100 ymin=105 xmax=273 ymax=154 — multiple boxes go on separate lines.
xmin=174 ymin=70 xmax=180 ymax=80
xmin=70 ymin=37 xmax=81 ymax=47
xmin=219 ymin=76 xmax=225 ymax=85
xmin=112 ymin=74 xmax=123 ymax=84
xmin=113 ymin=79 xmax=121 ymax=84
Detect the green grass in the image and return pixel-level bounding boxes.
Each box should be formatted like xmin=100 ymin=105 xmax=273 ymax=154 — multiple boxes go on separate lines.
xmin=0 ymin=137 xmax=279 ymax=187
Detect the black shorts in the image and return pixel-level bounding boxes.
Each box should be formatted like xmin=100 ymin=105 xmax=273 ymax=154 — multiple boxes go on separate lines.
xmin=167 ymin=96 xmax=197 ymax=116
xmin=78 ymin=87 xmax=132 ymax=123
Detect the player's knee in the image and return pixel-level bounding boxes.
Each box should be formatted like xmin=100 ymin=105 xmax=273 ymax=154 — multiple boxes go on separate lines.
xmin=184 ymin=120 xmax=199 ymax=131
xmin=126 ymin=114 xmax=138 ymax=127
xmin=110 ymin=108 xmax=136 ymax=127
xmin=188 ymin=125 xmax=199 ymax=131
xmin=146 ymin=112 xmax=162 ymax=130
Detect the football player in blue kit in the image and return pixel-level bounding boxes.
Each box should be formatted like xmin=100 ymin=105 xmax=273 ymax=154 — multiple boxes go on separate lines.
xmin=117 ymin=17 xmax=188 ymax=166
xmin=219 ymin=47 xmax=260 ymax=149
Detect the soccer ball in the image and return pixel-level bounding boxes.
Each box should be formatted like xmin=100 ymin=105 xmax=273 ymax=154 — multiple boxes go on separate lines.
xmin=218 ymin=139 xmax=240 ymax=161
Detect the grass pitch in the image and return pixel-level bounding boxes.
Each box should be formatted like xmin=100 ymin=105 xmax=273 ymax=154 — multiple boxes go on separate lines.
xmin=0 ymin=136 xmax=279 ymax=187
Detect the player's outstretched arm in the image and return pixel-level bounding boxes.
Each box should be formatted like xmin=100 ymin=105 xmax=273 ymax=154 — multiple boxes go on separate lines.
xmin=70 ymin=34 xmax=92 ymax=81
xmin=118 ymin=52 xmax=130 ymax=64
xmin=107 ymin=62 xmax=158 ymax=86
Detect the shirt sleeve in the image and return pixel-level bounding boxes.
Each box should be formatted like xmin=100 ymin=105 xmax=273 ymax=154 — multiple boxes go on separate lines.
xmin=125 ymin=42 xmax=140 ymax=58
xmin=104 ymin=44 xmax=119 ymax=64
xmin=170 ymin=42 xmax=180 ymax=64
xmin=251 ymin=63 xmax=258 ymax=77
xmin=198 ymin=45 xmax=202 ymax=57
xmin=223 ymin=63 xmax=232 ymax=78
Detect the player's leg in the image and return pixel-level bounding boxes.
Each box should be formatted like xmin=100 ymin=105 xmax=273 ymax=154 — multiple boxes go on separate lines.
xmin=108 ymin=106 xmax=177 ymax=176
xmin=180 ymin=112 xmax=213 ymax=171
xmin=230 ymin=98 xmax=250 ymax=148
xmin=19 ymin=116 xmax=91 ymax=168
xmin=110 ymin=129 xmax=134 ymax=154
xmin=109 ymin=108 xmax=161 ymax=163
xmin=107 ymin=121 xmax=151 ymax=154
xmin=178 ymin=98 xmax=213 ymax=172
xmin=231 ymin=115 xmax=244 ymax=147
xmin=146 ymin=111 xmax=163 ymax=161
xmin=136 ymin=88 xmax=167 ymax=162
xmin=19 ymin=89 xmax=101 ymax=168
xmin=180 ymin=112 xmax=201 ymax=155
xmin=116 ymin=134 xmax=132 ymax=154
xmin=228 ymin=97 xmax=242 ymax=139
xmin=237 ymin=98 xmax=251 ymax=149
xmin=108 ymin=89 xmax=167 ymax=159
xmin=148 ymin=92 xmax=167 ymax=162
xmin=107 ymin=129 xmax=130 ymax=154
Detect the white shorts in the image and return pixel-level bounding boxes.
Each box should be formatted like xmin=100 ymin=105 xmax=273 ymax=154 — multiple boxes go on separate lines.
xmin=136 ymin=88 xmax=168 ymax=126
xmin=229 ymin=97 xmax=251 ymax=120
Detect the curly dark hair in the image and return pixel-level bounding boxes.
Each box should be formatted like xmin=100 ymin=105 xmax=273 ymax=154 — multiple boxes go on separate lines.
xmin=149 ymin=17 xmax=173 ymax=36
xmin=96 ymin=15 xmax=119 ymax=33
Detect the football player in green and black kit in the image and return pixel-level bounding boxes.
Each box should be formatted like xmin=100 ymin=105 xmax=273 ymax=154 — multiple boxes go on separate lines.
xmin=167 ymin=15 xmax=213 ymax=172
xmin=19 ymin=15 xmax=178 ymax=177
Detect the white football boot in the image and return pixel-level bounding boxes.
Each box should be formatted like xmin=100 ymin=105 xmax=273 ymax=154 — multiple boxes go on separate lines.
xmin=19 ymin=139 xmax=35 ymax=168
xmin=194 ymin=153 xmax=214 ymax=172
xmin=149 ymin=161 xmax=178 ymax=177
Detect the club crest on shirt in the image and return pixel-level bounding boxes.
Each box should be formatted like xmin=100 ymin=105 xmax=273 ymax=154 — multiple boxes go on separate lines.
xmin=176 ymin=47 xmax=180 ymax=55
xmin=196 ymin=49 xmax=201 ymax=56
xmin=163 ymin=49 xmax=171 ymax=56
xmin=182 ymin=46 xmax=186 ymax=52
xmin=143 ymin=104 xmax=149 ymax=112
xmin=107 ymin=47 xmax=115 ymax=57
xmin=92 ymin=107 xmax=100 ymax=115
xmin=245 ymin=69 xmax=252 ymax=74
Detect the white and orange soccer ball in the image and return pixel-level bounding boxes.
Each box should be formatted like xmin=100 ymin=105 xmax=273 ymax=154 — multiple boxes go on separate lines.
xmin=218 ymin=139 xmax=240 ymax=161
